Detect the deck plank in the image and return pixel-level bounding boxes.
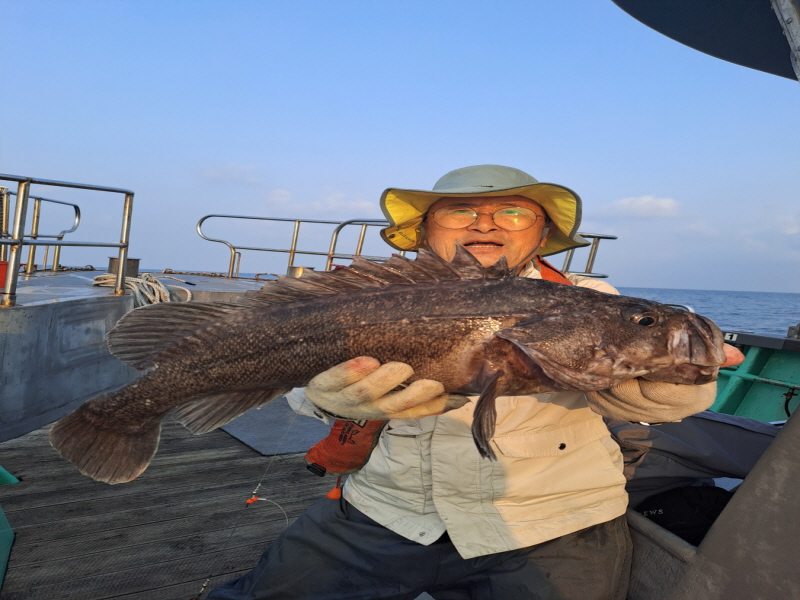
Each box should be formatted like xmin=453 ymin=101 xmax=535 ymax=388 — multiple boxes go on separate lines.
xmin=0 ymin=422 xmax=332 ymax=599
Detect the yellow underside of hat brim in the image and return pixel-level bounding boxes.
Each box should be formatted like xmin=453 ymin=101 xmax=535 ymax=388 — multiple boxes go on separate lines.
xmin=380 ymin=183 xmax=587 ymax=256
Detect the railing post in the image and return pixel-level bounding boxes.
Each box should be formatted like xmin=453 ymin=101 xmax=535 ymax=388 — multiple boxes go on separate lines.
xmin=25 ymin=198 xmax=41 ymax=275
xmin=355 ymin=224 xmax=369 ymax=257
xmin=325 ymin=226 xmax=340 ymax=271
xmin=226 ymin=247 xmax=236 ymax=278
xmin=0 ymin=187 xmax=7 ymax=262
xmin=113 ymin=192 xmax=134 ymax=296
xmin=2 ymin=180 xmax=31 ymax=307
xmin=51 ymin=237 xmax=62 ymax=272
xmin=584 ymin=237 xmax=601 ymax=274
xmin=288 ymin=221 xmax=301 ymax=269
xmin=561 ymin=248 xmax=575 ymax=273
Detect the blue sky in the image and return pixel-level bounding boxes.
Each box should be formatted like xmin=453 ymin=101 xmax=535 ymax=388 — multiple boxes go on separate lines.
xmin=2 ymin=1 xmax=798 ymax=293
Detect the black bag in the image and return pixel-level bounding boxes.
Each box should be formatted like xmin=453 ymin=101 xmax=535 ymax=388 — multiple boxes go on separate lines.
xmin=605 ymin=411 xmax=780 ymax=509
xmin=635 ymin=485 xmax=734 ymax=545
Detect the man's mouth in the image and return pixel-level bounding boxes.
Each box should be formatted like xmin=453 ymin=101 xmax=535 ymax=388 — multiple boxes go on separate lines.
xmin=464 ymin=241 xmax=503 ymax=248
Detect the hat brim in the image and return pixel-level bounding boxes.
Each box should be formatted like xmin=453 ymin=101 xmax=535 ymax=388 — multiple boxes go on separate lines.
xmin=380 ymin=182 xmax=588 ymax=257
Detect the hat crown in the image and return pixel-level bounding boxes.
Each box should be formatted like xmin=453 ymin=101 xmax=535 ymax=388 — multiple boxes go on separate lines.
xmin=432 ymin=164 xmax=540 ymax=193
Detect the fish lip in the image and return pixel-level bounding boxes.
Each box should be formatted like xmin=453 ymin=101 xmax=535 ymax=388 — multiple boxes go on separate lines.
xmin=644 ymin=315 xmax=725 ymax=384
xmin=667 ymin=315 xmax=726 ymax=368
xmin=688 ymin=313 xmax=726 ymax=366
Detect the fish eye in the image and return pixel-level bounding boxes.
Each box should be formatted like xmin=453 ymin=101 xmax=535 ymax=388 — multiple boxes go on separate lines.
xmin=634 ymin=315 xmax=657 ymax=326
xmin=623 ymin=306 xmax=660 ymax=327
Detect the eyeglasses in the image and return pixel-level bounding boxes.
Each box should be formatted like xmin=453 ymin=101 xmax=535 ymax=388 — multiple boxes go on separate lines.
xmin=430 ymin=206 xmax=544 ymax=231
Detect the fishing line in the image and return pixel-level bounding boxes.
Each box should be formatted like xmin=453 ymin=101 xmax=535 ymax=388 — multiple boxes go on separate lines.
xmin=190 ymin=401 xmax=302 ymax=599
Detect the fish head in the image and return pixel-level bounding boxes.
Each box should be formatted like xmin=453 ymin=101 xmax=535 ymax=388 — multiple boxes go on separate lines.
xmin=496 ymin=296 xmax=726 ymax=391
xmin=637 ymin=307 xmax=726 ymax=385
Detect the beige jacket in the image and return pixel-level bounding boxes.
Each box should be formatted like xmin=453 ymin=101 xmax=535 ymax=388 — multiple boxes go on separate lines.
xmin=340 ymin=270 xmax=717 ymax=559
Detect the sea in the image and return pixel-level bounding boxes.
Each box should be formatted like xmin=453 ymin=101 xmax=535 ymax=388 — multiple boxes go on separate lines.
xmin=617 ymin=288 xmax=800 ymax=338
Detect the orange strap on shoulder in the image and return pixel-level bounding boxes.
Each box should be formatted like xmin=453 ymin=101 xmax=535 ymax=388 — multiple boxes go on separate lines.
xmin=535 ymin=256 xmax=573 ymax=285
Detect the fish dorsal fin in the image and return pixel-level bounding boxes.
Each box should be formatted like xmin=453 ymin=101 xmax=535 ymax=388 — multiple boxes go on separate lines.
xmin=416 ymin=246 xmax=510 ymax=280
xmin=243 ymin=268 xmax=386 ymax=307
xmin=107 ymin=302 xmax=243 ymax=369
xmin=485 ymin=255 xmax=509 ymax=278
xmin=402 ymin=250 xmax=464 ymax=280
xmin=348 ymin=255 xmax=426 ymax=283
xmin=447 ymin=245 xmax=485 ymax=276
xmin=244 ymin=246 xmax=510 ymax=307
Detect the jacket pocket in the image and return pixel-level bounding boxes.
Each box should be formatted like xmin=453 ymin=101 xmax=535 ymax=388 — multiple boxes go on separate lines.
xmin=493 ymin=416 xmax=611 ymax=458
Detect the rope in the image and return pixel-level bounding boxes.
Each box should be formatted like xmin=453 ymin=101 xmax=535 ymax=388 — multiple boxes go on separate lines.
xmin=162 ymin=268 xmax=228 ymax=278
xmin=92 ymin=272 xmax=194 ymax=306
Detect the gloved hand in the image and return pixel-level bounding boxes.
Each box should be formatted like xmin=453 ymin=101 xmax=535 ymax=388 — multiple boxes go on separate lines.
xmin=305 ymin=357 xmax=469 ymax=420
xmin=586 ymin=379 xmax=718 ymax=423
xmin=722 ymin=343 xmax=745 ymax=367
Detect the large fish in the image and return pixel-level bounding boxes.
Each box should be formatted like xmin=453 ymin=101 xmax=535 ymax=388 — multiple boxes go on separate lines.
xmin=49 ymin=247 xmax=725 ymax=483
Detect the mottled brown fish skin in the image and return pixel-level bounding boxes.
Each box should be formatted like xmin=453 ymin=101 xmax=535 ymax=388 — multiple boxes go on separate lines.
xmin=48 ymin=250 xmax=725 ymax=483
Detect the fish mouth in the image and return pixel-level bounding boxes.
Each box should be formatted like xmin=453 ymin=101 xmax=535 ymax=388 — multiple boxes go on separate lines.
xmin=645 ymin=313 xmax=726 ymax=384
xmin=669 ymin=314 xmax=725 ymax=366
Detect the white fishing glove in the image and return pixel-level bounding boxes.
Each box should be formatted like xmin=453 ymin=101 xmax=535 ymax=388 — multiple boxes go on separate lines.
xmin=586 ymin=343 xmax=741 ymax=423
xmin=586 ymin=379 xmax=717 ymax=423
xmin=305 ymin=357 xmax=469 ymax=420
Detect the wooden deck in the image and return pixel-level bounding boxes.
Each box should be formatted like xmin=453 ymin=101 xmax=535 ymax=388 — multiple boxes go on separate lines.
xmin=0 ymin=421 xmax=332 ymax=599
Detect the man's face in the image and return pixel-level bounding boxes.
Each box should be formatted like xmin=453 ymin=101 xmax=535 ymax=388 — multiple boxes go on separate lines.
xmin=423 ymin=195 xmax=551 ymax=269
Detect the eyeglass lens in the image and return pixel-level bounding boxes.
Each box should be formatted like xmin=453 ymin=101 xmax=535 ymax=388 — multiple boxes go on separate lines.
xmin=432 ymin=206 xmax=541 ymax=231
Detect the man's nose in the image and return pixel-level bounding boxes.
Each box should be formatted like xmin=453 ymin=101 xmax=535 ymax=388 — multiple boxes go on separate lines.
xmin=468 ymin=212 xmax=497 ymax=232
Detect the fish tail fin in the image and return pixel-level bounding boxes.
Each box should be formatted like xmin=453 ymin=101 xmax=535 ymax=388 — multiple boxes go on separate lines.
xmin=49 ymin=400 xmax=161 ymax=485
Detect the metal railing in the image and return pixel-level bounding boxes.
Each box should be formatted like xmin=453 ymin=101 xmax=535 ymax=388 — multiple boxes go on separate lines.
xmin=196 ymin=215 xmax=395 ymax=277
xmin=0 ymin=189 xmax=81 ymax=273
xmin=197 ymin=215 xmax=616 ymax=279
xmin=0 ymin=174 xmax=134 ymax=307
xmin=560 ymin=233 xmax=617 ymax=278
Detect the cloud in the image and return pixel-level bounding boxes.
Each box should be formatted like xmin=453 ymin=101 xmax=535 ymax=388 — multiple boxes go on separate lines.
xmin=311 ymin=192 xmax=380 ymax=217
xmin=781 ymin=216 xmax=800 ymax=235
xmin=604 ymin=195 xmax=680 ymax=218
xmin=265 ymin=188 xmax=293 ymax=206
xmin=682 ymin=221 xmax=720 ymax=238
xmin=259 ymin=189 xmax=381 ymax=220
xmin=200 ymin=164 xmax=262 ymax=185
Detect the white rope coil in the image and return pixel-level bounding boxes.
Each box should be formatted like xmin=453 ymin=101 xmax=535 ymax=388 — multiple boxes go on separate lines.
xmin=93 ymin=272 xmax=193 ymax=307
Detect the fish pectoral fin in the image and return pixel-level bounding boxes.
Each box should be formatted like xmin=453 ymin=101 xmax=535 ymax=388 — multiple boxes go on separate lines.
xmin=49 ymin=399 xmax=161 ymax=485
xmin=107 ymin=302 xmax=244 ymax=369
xmin=471 ymin=369 xmax=506 ymax=461
xmin=171 ymin=388 xmax=291 ymax=434
xmin=495 ymin=329 xmax=617 ymax=392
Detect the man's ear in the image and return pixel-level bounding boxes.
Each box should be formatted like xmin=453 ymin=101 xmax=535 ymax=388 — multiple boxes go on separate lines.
xmin=538 ymin=226 xmax=552 ymax=248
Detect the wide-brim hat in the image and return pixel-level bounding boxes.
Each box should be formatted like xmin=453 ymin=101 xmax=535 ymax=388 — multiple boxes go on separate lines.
xmin=380 ymin=164 xmax=589 ymax=257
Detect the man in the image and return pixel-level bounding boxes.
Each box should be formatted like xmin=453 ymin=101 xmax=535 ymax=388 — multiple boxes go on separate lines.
xmin=209 ymin=165 xmax=734 ymax=600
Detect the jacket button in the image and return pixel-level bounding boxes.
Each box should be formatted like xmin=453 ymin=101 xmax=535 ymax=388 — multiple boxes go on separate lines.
xmin=558 ymin=443 xmax=566 ymax=450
